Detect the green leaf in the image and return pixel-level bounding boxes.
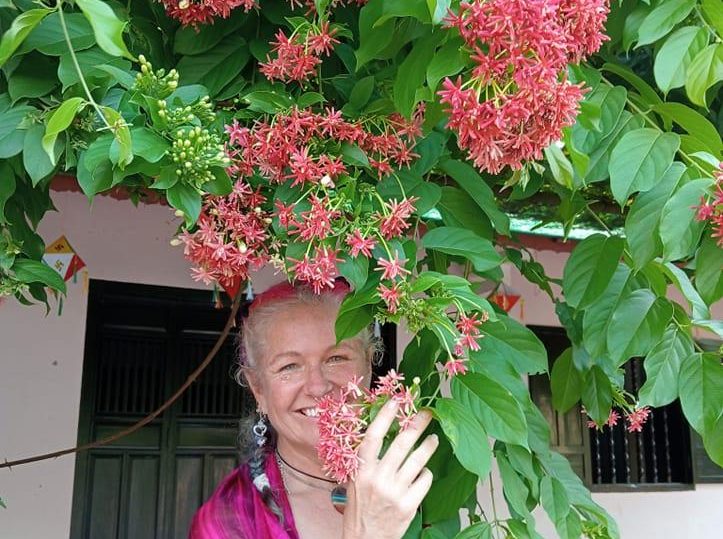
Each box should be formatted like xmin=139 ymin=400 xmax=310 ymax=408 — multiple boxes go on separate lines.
xmin=103 ymin=107 xmax=133 ymax=170
xmin=696 ymin=236 xmax=723 ymax=306
xmin=602 ymin=63 xmax=663 ymax=108
xmin=338 ymin=253 xmax=369 ymax=292
xmin=17 ymin=12 xmax=94 ymax=56
xmin=550 ymin=348 xmax=582 ymax=413
xmin=439 ymin=159 xmax=510 ymax=235
xmin=75 ymin=0 xmax=133 ymax=59
xmin=427 ymin=0 xmax=451 ymax=24
xmin=177 ymin=36 xmax=250 ymax=98
xmin=203 ymin=168 xmax=233 ymax=196
xmin=540 ymin=476 xmax=570 ymax=529
xmin=42 ymin=97 xmax=86 ymax=165
xmin=426 ymin=38 xmax=467 ymax=92
xmin=173 ymin=10 xmax=246 ymax=55
xmin=582 ymin=366 xmax=612 ymax=424
xmin=422 ymin=227 xmax=502 ymax=272
xmin=544 ymin=145 xmax=574 ymax=190
xmin=495 ymin=452 xmax=531 ymax=518
xmin=57 ymin=46 xmax=131 ymax=90
xmin=685 ymin=43 xmax=723 ymax=108
xmin=572 ymin=84 xmax=627 ymax=153
xmin=607 ymin=289 xmax=664 ymax=365
xmin=12 ymin=258 xmax=66 ymax=293
xmin=348 ymin=76 xmax=375 ymax=110
xmin=679 ymin=352 xmax=723 ymax=436
xmin=453 ymin=523 xmax=492 ymax=539
xmin=335 ymin=303 xmax=374 ymax=343
xmin=701 ymin=0 xmax=723 ymax=35
xmin=375 ymin=0 xmax=432 ymax=26
xmin=0 ymin=8 xmax=53 ymax=67
xmin=340 ymin=143 xmax=369 ymax=167
xmin=625 ymin=162 xmax=686 ymax=269
xmin=623 ymin=4 xmax=651 ymax=51
xmin=434 ymin=398 xmax=491 ymax=478
xmin=453 ymin=373 xmax=529 ymax=447
xmin=477 ymin=317 xmax=548 ymax=375
xmin=393 ymin=33 xmax=439 ymax=118
xmin=355 ymin=0 xmax=396 ymax=69
xmin=654 ymin=26 xmax=709 ymax=95
xmin=659 ymin=178 xmax=712 ymax=261
xmin=584 ymin=111 xmax=644 ymax=183
xmin=659 ymin=261 xmax=711 ymax=321
xmin=0 ymin=164 xmax=17 ymax=225
xmin=127 ymin=128 xmax=169 ymax=163
xmin=166 ymin=181 xmax=201 ymax=226
xmin=562 ymin=234 xmax=624 ymax=309
xmin=651 ymin=103 xmax=722 ymax=155
xmin=7 ymin=54 xmax=58 ymax=103
xmin=241 ymin=89 xmax=292 ymax=114
xmin=437 ymin=186 xmax=493 ymax=239
xmin=638 ymin=325 xmax=694 ymax=407
xmin=23 ymin=124 xmax=58 ymax=186
xmin=609 ymin=128 xmax=680 ymax=205
xmin=636 ymin=0 xmax=696 ymax=47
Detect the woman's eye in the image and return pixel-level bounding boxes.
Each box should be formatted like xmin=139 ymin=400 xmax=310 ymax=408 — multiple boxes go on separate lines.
xmin=278 ymin=363 xmax=298 ymax=373
xmin=328 ymin=355 xmax=348 ymax=364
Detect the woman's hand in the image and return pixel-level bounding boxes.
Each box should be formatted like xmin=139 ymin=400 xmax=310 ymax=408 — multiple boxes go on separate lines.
xmin=342 ymin=400 xmax=439 ymax=539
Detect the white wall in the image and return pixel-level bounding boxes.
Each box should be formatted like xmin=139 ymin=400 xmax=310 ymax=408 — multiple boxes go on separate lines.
xmin=0 ymin=191 xmax=721 ymax=538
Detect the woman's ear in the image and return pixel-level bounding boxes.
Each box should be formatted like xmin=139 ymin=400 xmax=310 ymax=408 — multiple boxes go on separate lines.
xmin=244 ymin=367 xmax=267 ymax=414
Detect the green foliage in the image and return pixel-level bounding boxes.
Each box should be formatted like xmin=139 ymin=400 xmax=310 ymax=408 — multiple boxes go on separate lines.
xmin=1 ymin=0 xmax=721 ymax=534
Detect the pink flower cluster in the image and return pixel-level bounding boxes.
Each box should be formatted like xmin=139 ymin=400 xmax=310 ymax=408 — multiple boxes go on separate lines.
xmin=317 ymin=370 xmax=418 ymax=483
xmin=260 ymin=22 xmax=339 ymax=83
xmin=179 ymin=180 xmax=271 ymax=291
xmin=439 ymin=0 xmax=609 ymax=173
xmin=160 ymin=0 xmax=257 ymax=28
xmin=585 ymin=407 xmax=651 ymax=433
xmin=442 ymin=311 xmax=490 ymax=377
xmin=694 ymin=163 xmax=723 ymax=246
xmin=225 ymin=107 xmax=421 ymax=185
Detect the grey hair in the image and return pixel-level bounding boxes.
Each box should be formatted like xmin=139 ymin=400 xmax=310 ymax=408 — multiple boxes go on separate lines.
xmin=233 ymin=285 xmax=382 ymax=387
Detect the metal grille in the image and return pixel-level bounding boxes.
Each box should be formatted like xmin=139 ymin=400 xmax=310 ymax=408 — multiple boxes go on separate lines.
xmin=96 ymin=330 xmax=166 ymax=416
xmin=179 ymin=333 xmax=247 ymax=417
xmin=590 ymin=358 xmax=692 ymax=485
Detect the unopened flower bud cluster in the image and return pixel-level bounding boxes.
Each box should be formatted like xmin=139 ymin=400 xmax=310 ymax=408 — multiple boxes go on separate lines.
xmin=134 ymin=55 xmax=178 ymax=99
xmin=170 ymin=126 xmax=230 ymax=190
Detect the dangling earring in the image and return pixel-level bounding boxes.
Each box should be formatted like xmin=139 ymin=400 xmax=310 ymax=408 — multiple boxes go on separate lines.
xmin=253 ymin=413 xmax=268 ymax=448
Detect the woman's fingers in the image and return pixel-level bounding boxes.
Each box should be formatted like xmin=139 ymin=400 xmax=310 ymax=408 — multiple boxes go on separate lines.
xmin=396 ymin=433 xmax=439 ymax=486
xmin=404 ymin=467 xmax=434 ymax=510
xmin=378 ymin=410 xmax=433 ymax=473
xmin=357 ymin=399 xmax=399 ymax=463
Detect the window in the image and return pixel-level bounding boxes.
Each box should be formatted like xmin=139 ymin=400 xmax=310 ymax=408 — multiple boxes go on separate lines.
xmin=529 ymin=325 xmax=722 ymax=491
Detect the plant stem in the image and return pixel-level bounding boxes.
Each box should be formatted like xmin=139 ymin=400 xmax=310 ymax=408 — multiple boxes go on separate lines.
xmin=57 ymin=0 xmax=112 ymax=130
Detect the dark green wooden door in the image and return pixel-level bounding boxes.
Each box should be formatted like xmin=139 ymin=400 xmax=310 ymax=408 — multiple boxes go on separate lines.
xmin=70 ymin=280 xmax=253 ymax=539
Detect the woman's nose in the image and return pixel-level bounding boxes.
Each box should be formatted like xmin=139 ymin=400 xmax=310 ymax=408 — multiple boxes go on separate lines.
xmin=303 ymin=363 xmax=333 ymax=397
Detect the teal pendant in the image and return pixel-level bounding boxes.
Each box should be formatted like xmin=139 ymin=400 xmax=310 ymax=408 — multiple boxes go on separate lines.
xmin=331 ymin=485 xmax=347 ymax=514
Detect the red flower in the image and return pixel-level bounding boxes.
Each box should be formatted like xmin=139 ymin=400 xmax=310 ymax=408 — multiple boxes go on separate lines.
xmin=625 ymin=407 xmax=651 ymax=433
xmin=376 ymin=254 xmax=411 ymax=281
xmin=346 ymin=229 xmax=377 ymax=258
xmin=161 ymin=0 xmax=257 ymax=28
xmin=443 ymin=357 xmax=468 ymax=377
xmin=378 ymin=282 xmax=402 ymax=313
xmin=378 ymin=197 xmax=418 ymax=239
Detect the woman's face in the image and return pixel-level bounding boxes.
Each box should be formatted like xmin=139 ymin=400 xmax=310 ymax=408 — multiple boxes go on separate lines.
xmin=248 ymin=301 xmax=372 ymax=466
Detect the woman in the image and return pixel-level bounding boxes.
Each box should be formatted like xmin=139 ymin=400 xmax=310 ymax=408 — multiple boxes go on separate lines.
xmin=190 ymin=279 xmax=439 ymax=538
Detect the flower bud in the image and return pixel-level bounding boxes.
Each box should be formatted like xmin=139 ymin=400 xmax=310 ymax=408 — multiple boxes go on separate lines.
xmin=174 ymin=209 xmax=185 ymax=217
xmin=170 ymin=238 xmax=182 ymax=246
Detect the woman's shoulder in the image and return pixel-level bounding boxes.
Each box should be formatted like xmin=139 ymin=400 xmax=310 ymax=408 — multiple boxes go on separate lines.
xmin=188 ymin=464 xmax=253 ymax=538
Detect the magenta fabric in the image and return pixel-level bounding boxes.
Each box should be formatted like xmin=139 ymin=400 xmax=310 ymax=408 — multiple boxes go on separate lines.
xmin=189 ymin=453 xmax=299 ymax=539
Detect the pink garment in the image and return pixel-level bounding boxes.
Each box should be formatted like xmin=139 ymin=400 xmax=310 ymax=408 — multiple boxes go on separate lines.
xmin=189 ymin=453 xmax=299 ymax=539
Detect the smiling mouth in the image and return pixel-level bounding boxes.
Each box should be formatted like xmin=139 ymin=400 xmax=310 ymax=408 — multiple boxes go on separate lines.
xmin=299 ymin=407 xmax=320 ymax=418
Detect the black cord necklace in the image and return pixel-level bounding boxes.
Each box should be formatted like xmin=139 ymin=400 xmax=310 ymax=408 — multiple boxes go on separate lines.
xmin=275 ymin=449 xmax=347 ymax=514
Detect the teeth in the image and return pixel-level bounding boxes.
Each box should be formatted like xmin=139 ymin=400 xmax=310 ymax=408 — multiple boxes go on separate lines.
xmin=301 ymin=407 xmax=320 ymax=417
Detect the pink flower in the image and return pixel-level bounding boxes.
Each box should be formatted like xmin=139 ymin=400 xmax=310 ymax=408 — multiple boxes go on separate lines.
xmin=606 ymin=409 xmax=621 ymax=427
xmin=626 ymin=407 xmax=651 ymax=433
xmin=378 ymin=282 xmax=402 ymax=313
xmin=376 ymin=253 xmax=411 ymax=281
xmin=346 ymin=229 xmax=377 ymax=258
xmin=378 ymin=197 xmax=418 ymax=239
xmin=161 ymin=0 xmax=256 ymax=27
xmin=443 ymin=357 xmax=468 ymax=377
xmin=290 ymin=246 xmax=343 ymax=293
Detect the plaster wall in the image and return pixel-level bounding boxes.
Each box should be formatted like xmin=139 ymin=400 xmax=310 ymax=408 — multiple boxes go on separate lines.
xmin=0 ymin=191 xmax=721 ymax=538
